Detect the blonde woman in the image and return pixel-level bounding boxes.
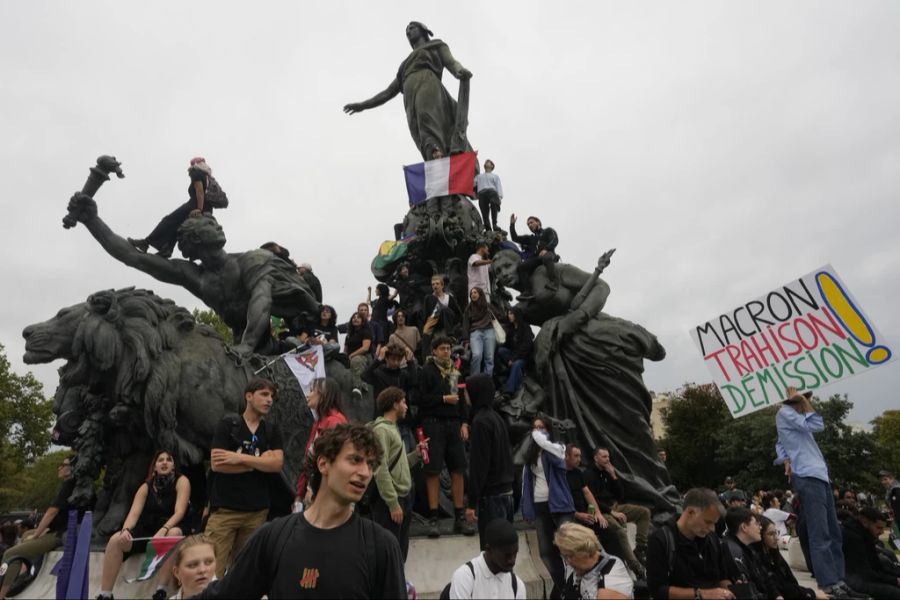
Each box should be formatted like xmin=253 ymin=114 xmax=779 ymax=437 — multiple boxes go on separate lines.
xmin=170 ymin=535 xmax=216 ymax=599
xmin=554 ymin=522 xmax=633 ymax=599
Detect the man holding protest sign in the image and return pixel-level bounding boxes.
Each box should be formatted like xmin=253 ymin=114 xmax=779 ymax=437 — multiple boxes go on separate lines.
xmin=774 ymin=386 xmax=868 ymax=600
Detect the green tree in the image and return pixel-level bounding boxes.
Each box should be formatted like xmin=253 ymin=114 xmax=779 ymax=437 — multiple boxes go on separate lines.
xmin=660 ymin=385 xmax=880 ymax=494
xmin=7 ymin=450 xmax=73 ymax=510
xmin=713 ymin=406 xmax=782 ymax=493
xmin=872 ymin=409 xmax=900 ymax=474
xmin=660 ymin=383 xmax=731 ymax=490
xmin=812 ymin=394 xmax=881 ymax=491
xmin=0 ymin=343 xmax=55 ymax=510
xmin=192 ymin=307 xmax=233 ymax=344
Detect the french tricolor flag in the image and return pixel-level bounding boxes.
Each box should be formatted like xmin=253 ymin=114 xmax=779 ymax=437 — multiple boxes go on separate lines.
xmin=403 ymin=152 xmax=476 ymax=206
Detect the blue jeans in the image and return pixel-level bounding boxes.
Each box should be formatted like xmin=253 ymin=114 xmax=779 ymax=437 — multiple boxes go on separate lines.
xmin=477 ymin=493 xmax=514 ymax=550
xmin=497 ymin=347 xmax=525 ymax=394
xmin=794 ymin=476 xmax=845 ymax=588
xmin=469 ymin=327 xmax=496 ymax=375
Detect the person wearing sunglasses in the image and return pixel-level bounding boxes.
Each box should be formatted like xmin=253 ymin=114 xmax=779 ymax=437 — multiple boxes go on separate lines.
xmin=1 ymin=456 xmax=87 ymax=599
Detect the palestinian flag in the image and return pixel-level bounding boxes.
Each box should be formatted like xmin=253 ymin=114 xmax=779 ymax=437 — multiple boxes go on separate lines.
xmin=126 ymin=536 xmax=184 ymax=582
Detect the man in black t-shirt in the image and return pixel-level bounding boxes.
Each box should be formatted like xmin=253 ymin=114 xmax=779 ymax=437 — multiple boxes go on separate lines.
xmin=563 ymin=445 xmax=627 ymax=565
xmin=205 ymin=378 xmax=284 ymax=578
xmin=197 ymin=423 xmax=406 ymax=599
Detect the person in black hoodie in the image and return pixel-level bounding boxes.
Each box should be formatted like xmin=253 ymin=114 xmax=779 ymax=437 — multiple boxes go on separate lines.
xmin=754 ymin=516 xmax=819 ymax=600
xmin=417 ymin=335 xmax=473 ymax=538
xmin=497 ymin=306 xmax=533 ymax=398
xmin=463 ymin=373 xmax=515 ymax=550
xmin=842 ymin=506 xmax=900 ymax=598
xmin=721 ymin=507 xmax=779 ymax=600
xmin=362 ymin=343 xmax=420 ymax=407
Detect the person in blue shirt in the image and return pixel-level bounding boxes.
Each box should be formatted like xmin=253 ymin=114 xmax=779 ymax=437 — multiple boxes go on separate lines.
xmin=774 ymin=387 xmax=868 ymax=600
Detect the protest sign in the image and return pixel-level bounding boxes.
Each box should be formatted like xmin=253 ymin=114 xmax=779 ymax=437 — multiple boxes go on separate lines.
xmin=691 ymin=265 xmax=893 ymax=417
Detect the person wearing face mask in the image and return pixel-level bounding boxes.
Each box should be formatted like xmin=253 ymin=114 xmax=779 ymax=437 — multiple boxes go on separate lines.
xmin=97 ymin=450 xmax=190 ymax=600
xmin=170 ymin=535 xmax=217 ymax=599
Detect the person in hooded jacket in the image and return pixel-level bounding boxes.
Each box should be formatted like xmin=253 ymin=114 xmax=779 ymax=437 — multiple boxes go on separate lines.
xmin=463 ymin=373 xmax=516 ymax=550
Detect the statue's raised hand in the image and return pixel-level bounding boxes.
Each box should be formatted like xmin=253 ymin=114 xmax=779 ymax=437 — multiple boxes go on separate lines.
xmin=596 ymin=249 xmax=615 ymax=274
xmin=67 ymin=192 xmax=98 ymax=224
xmin=343 ymin=102 xmax=365 ymax=115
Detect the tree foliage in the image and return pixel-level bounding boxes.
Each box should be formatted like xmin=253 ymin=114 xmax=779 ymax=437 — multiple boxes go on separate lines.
xmin=2 ymin=450 xmax=72 ymax=511
xmin=660 ymin=384 xmax=880 ymax=494
xmin=871 ymin=409 xmax=900 ymax=474
xmin=0 ymin=343 xmax=55 ymax=510
xmin=192 ymin=307 xmax=233 ymax=344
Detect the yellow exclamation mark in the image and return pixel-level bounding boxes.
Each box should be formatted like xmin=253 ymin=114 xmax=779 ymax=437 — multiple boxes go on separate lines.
xmin=815 ymin=272 xmax=891 ymax=364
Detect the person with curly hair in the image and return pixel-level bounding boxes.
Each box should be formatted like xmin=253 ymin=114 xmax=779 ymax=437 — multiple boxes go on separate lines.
xmin=195 ymin=424 xmax=405 ymax=599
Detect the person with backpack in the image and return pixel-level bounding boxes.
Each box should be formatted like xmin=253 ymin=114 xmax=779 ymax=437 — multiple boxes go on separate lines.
xmin=128 ymin=156 xmax=228 ymax=258
xmin=196 ymin=423 xmax=406 ymax=599
xmin=365 ymin=386 xmax=428 ymax=561
xmin=645 ymin=488 xmax=734 ymax=600
xmin=554 ymin=522 xmax=633 ymax=600
xmin=205 ymin=378 xmax=284 ymax=578
xmin=443 ymin=519 xmax=526 ymax=599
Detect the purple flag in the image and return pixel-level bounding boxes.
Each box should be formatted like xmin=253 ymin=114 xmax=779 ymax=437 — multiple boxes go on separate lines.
xmin=66 ymin=511 xmax=92 ymax=600
xmin=53 ymin=510 xmax=78 ymax=599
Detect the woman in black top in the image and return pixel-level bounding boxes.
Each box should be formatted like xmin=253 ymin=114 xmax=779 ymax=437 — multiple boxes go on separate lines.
xmin=368 ymin=283 xmax=399 ymax=346
xmin=345 ymin=311 xmax=374 ymax=380
xmin=99 ymin=450 xmax=191 ymax=596
xmin=754 ymin=516 xmax=819 ymax=599
xmin=128 ymin=157 xmax=228 ymax=258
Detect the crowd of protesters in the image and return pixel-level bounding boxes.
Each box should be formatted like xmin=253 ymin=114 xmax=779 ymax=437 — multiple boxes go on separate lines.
xmin=2 ymin=159 xmax=899 ymax=599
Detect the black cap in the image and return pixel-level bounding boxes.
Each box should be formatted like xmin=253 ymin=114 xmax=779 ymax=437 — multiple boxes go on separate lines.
xmin=784 ymin=390 xmax=813 ymax=403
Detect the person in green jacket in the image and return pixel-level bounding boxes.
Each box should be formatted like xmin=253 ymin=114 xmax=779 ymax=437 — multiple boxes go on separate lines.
xmin=368 ymin=387 xmax=428 ymax=560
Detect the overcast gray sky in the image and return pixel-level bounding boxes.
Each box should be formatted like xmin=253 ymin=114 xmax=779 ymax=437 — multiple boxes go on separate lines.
xmin=1 ymin=1 xmax=897 ymax=425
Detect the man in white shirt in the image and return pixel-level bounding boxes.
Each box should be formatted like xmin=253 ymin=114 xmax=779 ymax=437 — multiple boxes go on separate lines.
xmin=448 ymin=519 xmax=526 ymax=599
xmin=467 ymin=243 xmax=493 ymax=300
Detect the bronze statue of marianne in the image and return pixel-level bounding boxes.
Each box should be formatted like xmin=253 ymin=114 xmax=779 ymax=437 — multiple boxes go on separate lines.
xmin=65 ymin=192 xmax=319 ymax=357
xmin=344 ymin=21 xmax=474 ymax=161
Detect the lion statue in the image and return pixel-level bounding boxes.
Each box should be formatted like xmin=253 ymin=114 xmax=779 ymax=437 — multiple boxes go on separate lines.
xmin=22 ymin=287 xmax=363 ymax=536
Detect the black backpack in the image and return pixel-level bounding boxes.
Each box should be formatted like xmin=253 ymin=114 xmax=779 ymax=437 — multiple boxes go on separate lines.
xmin=439 ymin=560 xmax=518 ymax=599
xmin=205 ymin=174 xmax=229 ymax=209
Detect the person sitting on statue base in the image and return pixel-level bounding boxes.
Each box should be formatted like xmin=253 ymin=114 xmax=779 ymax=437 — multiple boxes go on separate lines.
xmin=509 ymin=214 xmax=560 ymax=300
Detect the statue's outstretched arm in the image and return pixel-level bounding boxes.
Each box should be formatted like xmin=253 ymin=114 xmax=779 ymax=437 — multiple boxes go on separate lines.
xmin=437 ymin=43 xmax=472 ymax=80
xmin=239 ymin=278 xmax=274 ymax=354
xmin=343 ymin=77 xmax=402 ymax=114
xmin=553 ymin=252 xmax=615 ymax=344
xmin=67 ymin=193 xmax=200 ymax=293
